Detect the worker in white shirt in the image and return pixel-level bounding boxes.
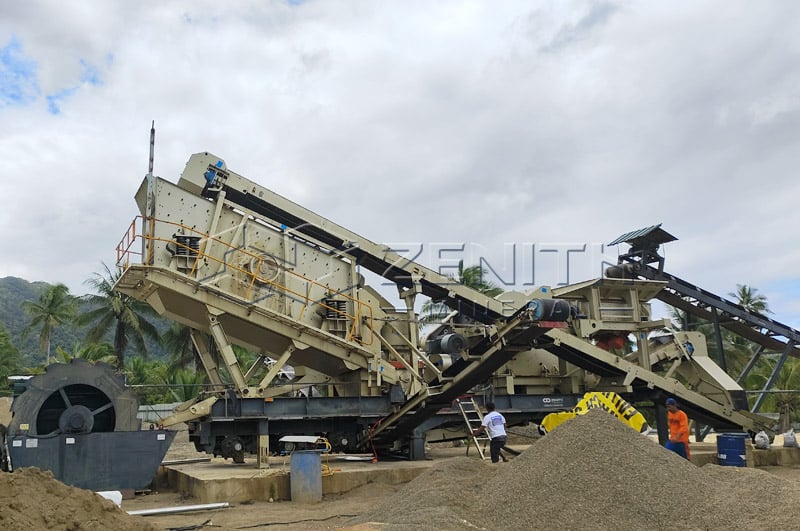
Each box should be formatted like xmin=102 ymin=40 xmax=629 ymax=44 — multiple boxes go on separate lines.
xmin=472 ymin=402 xmax=508 ymax=463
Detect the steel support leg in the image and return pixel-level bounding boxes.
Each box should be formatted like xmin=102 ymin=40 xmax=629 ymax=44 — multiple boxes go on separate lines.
xmin=409 ymin=430 xmax=427 ymax=461
xmin=257 ymin=420 xmax=270 ymax=469
xmin=190 ymin=330 xmax=226 ymax=391
xmin=655 ymin=402 xmax=669 ymax=446
xmin=711 ymin=308 xmax=728 ymax=372
xmin=206 ymin=307 xmax=249 ymax=393
xmin=737 ymin=345 xmax=764 ymax=384
xmin=752 ymin=341 xmax=796 ymax=413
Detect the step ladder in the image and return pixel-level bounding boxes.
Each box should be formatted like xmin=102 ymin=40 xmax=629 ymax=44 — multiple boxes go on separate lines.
xmin=455 ymin=396 xmax=490 ymax=460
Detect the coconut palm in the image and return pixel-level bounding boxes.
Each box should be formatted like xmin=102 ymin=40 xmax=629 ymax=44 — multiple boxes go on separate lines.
xmin=124 ymin=357 xmax=173 ymax=405
xmin=125 ymin=356 xmax=155 ymax=386
xmin=53 ymin=342 xmax=117 ymax=365
xmin=21 ymin=283 xmax=77 ymax=366
xmin=162 ymin=323 xmax=215 ymax=374
xmin=669 ymin=284 xmax=774 ymax=377
xmin=669 ymin=307 xmax=702 ymax=332
xmin=722 ymin=283 xmax=775 ymax=377
xmin=163 ymin=322 xmax=198 ymax=371
xmin=163 ymin=367 xmax=206 ymax=402
xmin=420 ymin=260 xmax=503 ymax=325
xmin=729 ymin=284 xmax=771 ymax=314
xmin=746 ymin=355 xmax=800 ymax=431
xmin=75 ymin=263 xmax=160 ymax=370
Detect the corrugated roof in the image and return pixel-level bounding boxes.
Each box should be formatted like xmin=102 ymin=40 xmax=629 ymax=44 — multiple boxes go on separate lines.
xmin=608 ymin=224 xmax=677 ymax=246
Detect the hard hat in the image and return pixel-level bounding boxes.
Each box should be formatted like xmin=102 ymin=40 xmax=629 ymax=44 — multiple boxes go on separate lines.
xmin=666 ymin=398 xmax=677 ymax=406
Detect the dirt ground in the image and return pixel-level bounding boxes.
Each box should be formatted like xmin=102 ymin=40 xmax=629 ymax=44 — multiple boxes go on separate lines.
xmin=122 ymin=426 xmax=800 ymax=531
xmin=124 ymin=483 xmax=395 ymax=531
xmin=124 ymin=427 xmax=458 ymax=531
xmin=6 ymin=405 xmax=800 ymax=530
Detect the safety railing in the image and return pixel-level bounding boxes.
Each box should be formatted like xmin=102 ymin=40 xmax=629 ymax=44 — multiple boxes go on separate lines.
xmin=116 ymin=216 xmax=374 ymax=346
xmin=115 ymin=217 xmax=141 ymax=268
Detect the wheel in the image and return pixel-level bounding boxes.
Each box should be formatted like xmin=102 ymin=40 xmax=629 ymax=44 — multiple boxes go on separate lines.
xmin=8 ymin=359 xmax=140 ymax=437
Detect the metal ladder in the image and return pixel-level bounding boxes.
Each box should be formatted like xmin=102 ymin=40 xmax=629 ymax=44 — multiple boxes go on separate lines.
xmin=455 ymin=397 xmax=490 ymax=460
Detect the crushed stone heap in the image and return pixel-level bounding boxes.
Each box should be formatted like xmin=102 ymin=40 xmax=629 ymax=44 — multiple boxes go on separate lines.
xmin=0 ymin=467 xmax=158 ymax=531
xmin=348 ymin=408 xmax=800 ymax=530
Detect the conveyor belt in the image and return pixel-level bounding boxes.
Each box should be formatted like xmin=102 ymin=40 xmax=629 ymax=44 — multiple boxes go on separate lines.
xmin=370 ymin=316 xmax=555 ymax=445
xmin=200 ymin=182 xmax=509 ymax=324
xmin=634 ymin=264 xmax=800 ymax=356
xmin=535 ymin=329 xmax=762 ymax=431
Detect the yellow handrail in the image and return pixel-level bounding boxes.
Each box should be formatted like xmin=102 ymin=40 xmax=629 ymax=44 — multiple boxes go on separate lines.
xmin=116 ymin=216 xmax=374 ymax=346
xmin=115 ymin=218 xmax=140 ymax=268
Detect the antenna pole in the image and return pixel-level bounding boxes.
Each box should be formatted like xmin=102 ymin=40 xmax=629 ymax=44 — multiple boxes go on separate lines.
xmin=148 ymin=120 xmax=155 ymax=175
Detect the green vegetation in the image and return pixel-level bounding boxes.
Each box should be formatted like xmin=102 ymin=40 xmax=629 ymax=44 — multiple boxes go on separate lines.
xmin=729 ymin=284 xmax=771 ymax=315
xmin=671 ymin=283 xmax=800 ymax=428
xmin=21 ymin=283 xmax=77 ymax=366
xmin=0 ymin=277 xmax=82 ymax=363
xmin=0 ymin=323 xmax=22 ymax=388
xmin=53 ymin=342 xmax=117 ymax=365
xmin=0 ymin=274 xmax=206 ymax=403
xmin=75 ymin=263 xmax=161 ymax=370
xmin=419 ymin=260 xmax=503 ymax=325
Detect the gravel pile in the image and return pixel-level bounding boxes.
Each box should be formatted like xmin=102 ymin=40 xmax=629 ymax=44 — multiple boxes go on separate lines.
xmin=347 ymin=408 xmax=800 ymax=530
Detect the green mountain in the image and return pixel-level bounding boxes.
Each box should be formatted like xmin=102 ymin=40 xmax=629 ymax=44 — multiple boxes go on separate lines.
xmin=0 ymin=276 xmax=169 ymax=366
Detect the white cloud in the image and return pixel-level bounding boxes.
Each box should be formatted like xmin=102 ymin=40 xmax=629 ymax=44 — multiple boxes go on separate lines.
xmin=1 ymin=0 xmax=799 ymax=328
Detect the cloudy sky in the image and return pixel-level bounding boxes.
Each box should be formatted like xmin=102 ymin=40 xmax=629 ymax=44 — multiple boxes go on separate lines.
xmin=1 ymin=1 xmax=799 ymax=327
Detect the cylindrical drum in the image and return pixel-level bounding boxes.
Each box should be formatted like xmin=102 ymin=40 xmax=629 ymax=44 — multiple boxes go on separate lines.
xmin=438 ymin=333 xmax=467 ymax=353
xmin=290 ymin=450 xmax=322 ymax=502
xmin=429 ymin=354 xmax=454 ymax=370
xmin=527 ymin=298 xmax=571 ymax=321
xmin=717 ymin=433 xmax=748 ymax=467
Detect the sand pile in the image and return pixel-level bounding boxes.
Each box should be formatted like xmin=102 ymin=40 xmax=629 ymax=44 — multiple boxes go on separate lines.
xmin=0 ymin=467 xmax=159 ymax=531
xmin=348 ymin=408 xmax=800 ymax=530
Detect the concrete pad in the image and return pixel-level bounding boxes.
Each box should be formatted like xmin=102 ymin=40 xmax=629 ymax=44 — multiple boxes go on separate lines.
xmin=157 ymin=452 xmax=442 ymax=503
xmin=689 ymin=440 xmax=800 ymax=468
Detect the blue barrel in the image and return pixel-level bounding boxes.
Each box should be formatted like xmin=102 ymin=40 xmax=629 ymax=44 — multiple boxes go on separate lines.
xmin=290 ymin=450 xmax=322 ymax=502
xmin=717 ymin=433 xmax=749 ymax=467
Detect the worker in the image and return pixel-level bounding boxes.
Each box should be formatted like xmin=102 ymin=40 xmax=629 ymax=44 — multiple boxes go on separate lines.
xmin=472 ymin=402 xmax=508 ymax=463
xmin=665 ymin=398 xmax=691 ymax=460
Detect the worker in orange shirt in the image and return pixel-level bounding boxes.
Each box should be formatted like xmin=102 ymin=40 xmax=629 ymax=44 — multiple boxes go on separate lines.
xmin=665 ymin=398 xmax=691 ymax=460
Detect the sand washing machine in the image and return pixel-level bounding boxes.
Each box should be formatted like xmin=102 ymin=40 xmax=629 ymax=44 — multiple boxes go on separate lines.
xmin=1 ymin=359 xmax=175 ymax=491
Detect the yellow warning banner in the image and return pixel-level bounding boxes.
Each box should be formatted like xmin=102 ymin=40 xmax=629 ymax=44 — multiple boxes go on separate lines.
xmin=540 ymin=392 xmax=649 ymax=434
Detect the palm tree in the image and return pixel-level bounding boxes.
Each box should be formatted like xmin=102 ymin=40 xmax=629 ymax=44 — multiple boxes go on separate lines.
xmin=163 ymin=367 xmax=206 ymax=402
xmin=669 ymin=307 xmax=701 ymax=332
xmin=53 ymin=342 xmax=117 ymax=365
xmin=420 ymin=260 xmax=503 ymax=325
xmin=124 ymin=357 xmax=171 ymax=405
xmin=670 ymin=284 xmax=773 ymax=376
xmin=729 ymin=284 xmax=772 ymax=314
xmin=746 ymin=356 xmax=800 ymax=431
xmin=724 ymin=283 xmax=774 ymax=376
xmin=720 ymin=331 xmax=771 ymax=379
xmin=163 ymin=322 xmax=200 ymax=371
xmin=75 ymin=263 xmax=160 ymax=370
xmin=21 ymin=283 xmax=77 ymax=366
xmin=125 ymin=356 xmax=155 ymax=386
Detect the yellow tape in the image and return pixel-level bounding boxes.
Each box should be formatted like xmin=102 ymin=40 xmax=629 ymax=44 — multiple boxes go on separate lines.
xmin=540 ymin=392 xmax=649 ymax=434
